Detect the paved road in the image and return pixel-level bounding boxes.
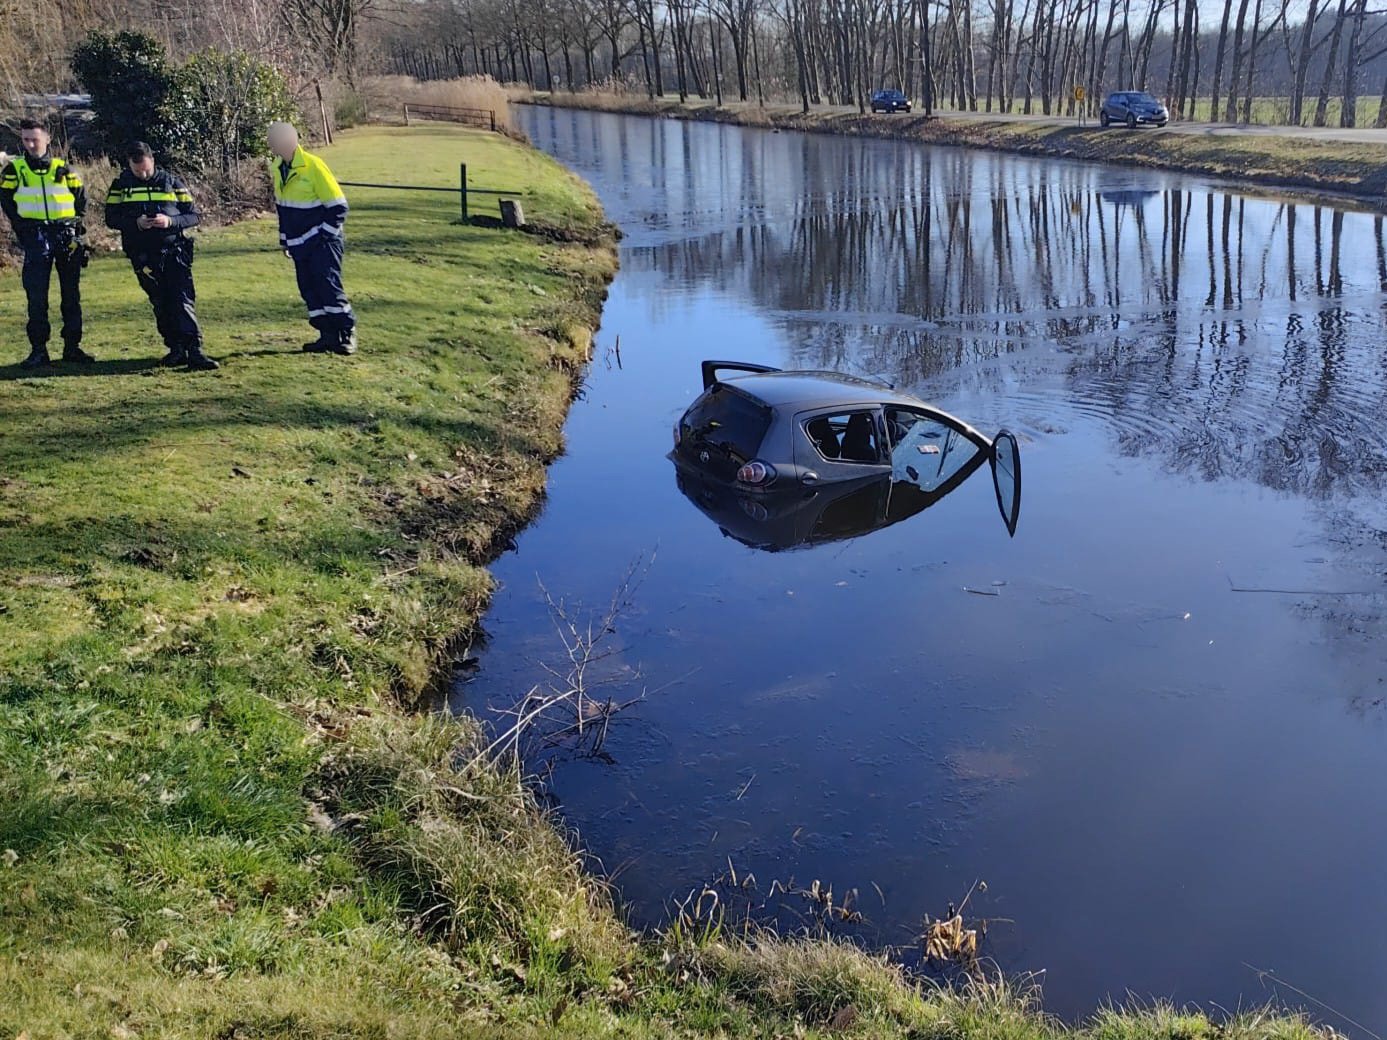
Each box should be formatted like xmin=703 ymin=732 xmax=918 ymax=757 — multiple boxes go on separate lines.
xmin=697 ymin=97 xmax=1387 ymax=145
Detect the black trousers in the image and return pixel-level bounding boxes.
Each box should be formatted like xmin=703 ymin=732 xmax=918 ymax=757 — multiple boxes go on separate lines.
xmin=21 ymin=230 xmax=82 ymax=350
xmin=291 ymin=233 xmax=354 ymax=343
xmin=132 ymin=238 xmax=202 ymax=355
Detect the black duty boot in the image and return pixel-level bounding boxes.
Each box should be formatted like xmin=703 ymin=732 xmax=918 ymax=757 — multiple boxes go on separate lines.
xmin=333 ymin=331 xmax=357 ymax=356
xmin=20 ymin=347 xmax=51 ymax=369
xmin=161 ymin=348 xmax=188 ymax=367
xmin=61 ymin=344 xmax=95 ymax=364
xmin=302 ymin=337 xmax=332 ymax=353
xmin=185 ymin=346 xmax=220 ymax=372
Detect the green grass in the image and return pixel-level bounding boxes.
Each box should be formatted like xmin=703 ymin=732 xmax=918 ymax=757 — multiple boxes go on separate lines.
xmin=0 ymin=122 xmax=1336 ymax=1039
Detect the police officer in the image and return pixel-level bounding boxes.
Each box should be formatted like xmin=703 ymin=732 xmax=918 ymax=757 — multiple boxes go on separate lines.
xmin=267 ymin=121 xmax=356 ymax=356
xmin=104 ymin=141 xmax=218 ymax=371
xmin=0 ymin=118 xmax=93 ymax=368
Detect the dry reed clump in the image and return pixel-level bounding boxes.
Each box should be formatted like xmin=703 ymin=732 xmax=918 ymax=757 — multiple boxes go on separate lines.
xmin=365 ymin=75 xmax=512 ymax=129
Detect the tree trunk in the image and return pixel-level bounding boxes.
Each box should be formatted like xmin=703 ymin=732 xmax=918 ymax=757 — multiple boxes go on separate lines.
xmin=1165 ymin=0 xmax=1181 ymax=104
xmin=1311 ymin=0 xmax=1348 ymax=126
xmin=1340 ymin=0 xmax=1367 ymax=127
xmin=1373 ymin=61 xmax=1387 ymax=127
xmin=921 ymin=1 xmax=935 ymax=114
xmin=1208 ymin=0 xmax=1234 ymax=121
xmin=1290 ymin=0 xmax=1322 ymax=124
xmin=1224 ymin=0 xmax=1251 ymax=121
xmin=1238 ymin=0 xmax=1265 ymax=122
xmin=1176 ymin=0 xmax=1197 ymax=118
xmin=1134 ymin=0 xmax=1163 ymax=88
xmin=1093 ymin=0 xmax=1120 ymax=106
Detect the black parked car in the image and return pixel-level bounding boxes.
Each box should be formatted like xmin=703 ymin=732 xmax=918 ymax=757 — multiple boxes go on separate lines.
xmin=870 ymin=89 xmax=912 ymax=114
xmin=671 ymin=360 xmax=1021 ymax=541
xmin=1099 ymin=91 xmax=1169 ymax=128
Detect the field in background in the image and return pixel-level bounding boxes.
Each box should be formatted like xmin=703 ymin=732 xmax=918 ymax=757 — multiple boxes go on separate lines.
xmin=364 ymin=74 xmax=513 ymax=128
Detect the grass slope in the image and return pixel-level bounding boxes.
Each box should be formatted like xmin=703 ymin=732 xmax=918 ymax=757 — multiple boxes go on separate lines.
xmin=524 ymin=93 xmax=1387 ymax=205
xmin=0 ymin=123 xmax=1332 ymax=1039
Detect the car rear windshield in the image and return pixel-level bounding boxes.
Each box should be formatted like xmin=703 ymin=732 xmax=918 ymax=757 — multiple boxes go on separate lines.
xmin=679 ymin=385 xmax=772 ymax=476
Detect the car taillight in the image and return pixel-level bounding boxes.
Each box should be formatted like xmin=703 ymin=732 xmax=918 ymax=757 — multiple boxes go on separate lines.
xmin=736 ymin=460 xmax=776 ymax=486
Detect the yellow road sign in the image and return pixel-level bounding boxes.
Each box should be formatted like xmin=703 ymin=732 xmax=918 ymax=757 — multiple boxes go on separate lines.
xmin=1073 ymin=85 xmax=1086 ymax=102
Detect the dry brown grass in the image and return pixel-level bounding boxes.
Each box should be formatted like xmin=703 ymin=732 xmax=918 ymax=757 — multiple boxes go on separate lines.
xmin=366 ymin=75 xmax=512 ymax=129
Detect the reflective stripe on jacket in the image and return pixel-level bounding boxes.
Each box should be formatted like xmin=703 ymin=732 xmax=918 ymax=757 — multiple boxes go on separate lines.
xmin=0 ymin=156 xmax=82 ymax=223
xmin=104 ymin=168 xmax=200 ymax=255
xmin=271 ymin=145 xmax=348 ymax=250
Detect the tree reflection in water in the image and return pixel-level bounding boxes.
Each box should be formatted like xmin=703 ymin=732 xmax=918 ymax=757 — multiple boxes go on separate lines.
xmin=626 ymin=145 xmax=1385 ymax=503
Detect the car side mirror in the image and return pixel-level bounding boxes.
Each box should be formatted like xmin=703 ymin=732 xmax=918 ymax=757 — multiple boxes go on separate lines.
xmin=990 ymin=430 xmax=1021 ymax=537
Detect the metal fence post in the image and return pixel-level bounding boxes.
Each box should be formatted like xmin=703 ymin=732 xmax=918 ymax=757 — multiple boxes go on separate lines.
xmin=460 ymin=163 xmax=468 ymax=221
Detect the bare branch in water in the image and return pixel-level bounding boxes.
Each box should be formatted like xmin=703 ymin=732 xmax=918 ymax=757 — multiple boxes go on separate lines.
xmin=466 ymin=552 xmax=656 ymax=772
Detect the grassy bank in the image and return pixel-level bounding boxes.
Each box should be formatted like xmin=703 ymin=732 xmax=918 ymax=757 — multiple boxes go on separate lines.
xmin=525 ymin=92 xmax=1387 ymax=205
xmin=0 ymin=122 xmax=1330 ymax=1039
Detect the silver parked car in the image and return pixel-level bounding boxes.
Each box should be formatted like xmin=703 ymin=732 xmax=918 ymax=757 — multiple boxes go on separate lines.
xmin=1099 ymin=91 xmax=1169 ymax=128
xmin=671 ymin=360 xmax=1021 ymax=537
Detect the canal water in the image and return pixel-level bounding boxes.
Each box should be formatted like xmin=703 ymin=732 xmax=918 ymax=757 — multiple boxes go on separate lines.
xmin=461 ymin=107 xmax=1387 ymax=1029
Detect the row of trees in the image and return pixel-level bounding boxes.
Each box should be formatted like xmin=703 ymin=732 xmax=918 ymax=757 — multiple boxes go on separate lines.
xmin=8 ymin=0 xmax=1387 ymax=131
xmin=381 ymin=0 xmax=1387 ymax=127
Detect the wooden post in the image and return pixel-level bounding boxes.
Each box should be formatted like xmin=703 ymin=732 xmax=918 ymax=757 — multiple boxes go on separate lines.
xmin=489 ymin=109 xmax=497 ymax=132
xmin=403 ymin=104 xmax=410 ymax=126
xmin=315 ymin=80 xmax=333 ymax=145
xmin=500 ymin=199 xmax=525 ymax=227
xmin=460 ymin=163 xmax=468 ymax=221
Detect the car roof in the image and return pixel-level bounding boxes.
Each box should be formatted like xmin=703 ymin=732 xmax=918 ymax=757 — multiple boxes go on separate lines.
xmin=720 ymin=369 xmax=923 ymax=411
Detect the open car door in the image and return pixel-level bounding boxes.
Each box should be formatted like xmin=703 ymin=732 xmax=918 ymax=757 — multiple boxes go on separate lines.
xmin=883 ymin=405 xmax=1021 ymax=537
xmin=990 ymin=430 xmax=1021 ymax=537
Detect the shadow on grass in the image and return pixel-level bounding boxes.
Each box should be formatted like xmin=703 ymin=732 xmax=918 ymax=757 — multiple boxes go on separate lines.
xmin=0 ymin=358 xmax=163 ymax=382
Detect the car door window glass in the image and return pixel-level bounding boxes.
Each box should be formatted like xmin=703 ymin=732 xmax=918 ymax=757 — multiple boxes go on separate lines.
xmin=804 ymin=412 xmax=881 ymax=463
xmin=885 ymin=407 xmax=982 ymax=490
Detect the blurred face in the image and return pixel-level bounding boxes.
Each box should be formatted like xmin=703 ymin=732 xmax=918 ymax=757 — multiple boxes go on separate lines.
xmin=129 ymin=155 xmax=155 ymax=180
xmin=20 ymin=127 xmax=49 ymax=159
xmin=268 ymin=126 xmax=298 ymax=161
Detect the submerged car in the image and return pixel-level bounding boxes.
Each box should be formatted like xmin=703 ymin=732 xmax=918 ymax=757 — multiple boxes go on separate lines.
xmin=674 ymin=456 xmax=1016 ymax=551
xmin=1099 ymin=91 xmax=1169 ymax=128
xmin=870 ymin=89 xmax=912 ymax=114
xmin=671 ymin=360 xmax=1021 ymax=541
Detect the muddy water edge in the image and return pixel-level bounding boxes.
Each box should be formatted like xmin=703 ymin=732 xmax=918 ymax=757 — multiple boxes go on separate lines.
xmin=458 ymin=108 xmax=1387 ymax=1030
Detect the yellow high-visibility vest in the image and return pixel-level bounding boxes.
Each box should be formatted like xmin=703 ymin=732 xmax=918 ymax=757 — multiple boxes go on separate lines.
xmin=270 ymin=146 xmax=348 ymax=250
xmin=1 ymin=155 xmax=81 ymax=222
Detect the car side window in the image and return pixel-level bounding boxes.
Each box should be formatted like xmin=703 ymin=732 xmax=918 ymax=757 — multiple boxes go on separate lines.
xmin=884 ymin=406 xmax=983 ymax=491
xmin=804 ymin=411 xmax=883 ymax=464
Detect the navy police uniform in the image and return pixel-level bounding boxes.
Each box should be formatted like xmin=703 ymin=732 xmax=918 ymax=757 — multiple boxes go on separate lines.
xmin=0 ymin=152 xmax=89 ymax=365
xmin=104 ymin=167 xmax=215 ymax=369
